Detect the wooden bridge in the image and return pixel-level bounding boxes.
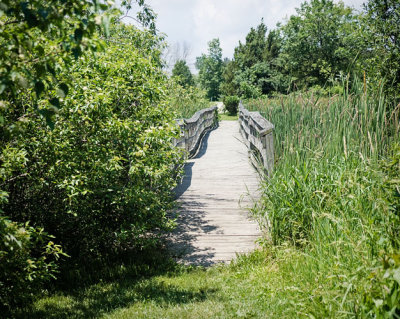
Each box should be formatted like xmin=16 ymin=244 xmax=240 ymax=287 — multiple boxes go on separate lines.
xmin=169 ymin=103 xmax=274 ymax=266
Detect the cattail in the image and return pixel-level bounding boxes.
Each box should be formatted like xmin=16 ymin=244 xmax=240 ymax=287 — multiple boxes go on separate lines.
xmin=363 ymin=70 xmax=366 ymax=95
xmin=368 ymin=131 xmax=374 ymax=154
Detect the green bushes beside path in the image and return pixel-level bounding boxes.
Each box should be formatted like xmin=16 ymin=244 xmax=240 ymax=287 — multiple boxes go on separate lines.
xmin=1 ymin=11 xmax=184 ymax=312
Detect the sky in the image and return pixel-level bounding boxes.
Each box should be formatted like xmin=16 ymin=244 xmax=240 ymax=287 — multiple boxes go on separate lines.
xmin=131 ymin=0 xmax=366 ymax=71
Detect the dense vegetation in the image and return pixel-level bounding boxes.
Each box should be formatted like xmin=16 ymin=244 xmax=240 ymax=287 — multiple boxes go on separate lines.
xmin=247 ymin=80 xmax=399 ymax=316
xmin=217 ymin=0 xmax=400 ymax=104
xmin=1 ymin=0 xmax=399 ymax=317
xmin=195 ymin=39 xmax=224 ymax=101
xmin=0 ymin=1 xmax=185 ymax=312
xmin=171 ymin=60 xmax=194 ymax=88
xmin=168 ymin=80 xmax=210 ymax=119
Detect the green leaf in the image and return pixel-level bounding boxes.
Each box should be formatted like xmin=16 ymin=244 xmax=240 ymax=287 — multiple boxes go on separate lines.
xmin=56 ymin=83 xmax=68 ymax=98
xmin=393 ymin=267 xmax=400 ymax=285
xmin=38 ymin=109 xmax=55 ymax=130
xmin=102 ymin=16 xmax=110 ymax=37
xmin=34 ymin=63 xmax=46 ymax=77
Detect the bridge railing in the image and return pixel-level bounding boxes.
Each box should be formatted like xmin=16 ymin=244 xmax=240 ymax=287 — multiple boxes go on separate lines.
xmin=239 ymin=102 xmax=274 ymax=176
xmin=173 ymin=105 xmax=218 ymax=158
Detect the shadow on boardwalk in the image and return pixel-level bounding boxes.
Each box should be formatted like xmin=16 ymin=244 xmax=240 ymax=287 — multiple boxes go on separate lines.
xmin=169 ymin=196 xmax=233 ymax=267
xmin=169 ymin=122 xmax=261 ymax=267
xmin=174 ymin=130 xmax=212 ymax=198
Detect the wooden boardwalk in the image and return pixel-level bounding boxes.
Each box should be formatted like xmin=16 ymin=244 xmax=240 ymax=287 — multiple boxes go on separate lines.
xmin=170 ymin=121 xmax=262 ymax=266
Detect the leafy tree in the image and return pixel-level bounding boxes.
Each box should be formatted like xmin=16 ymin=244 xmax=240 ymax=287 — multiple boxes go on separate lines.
xmin=221 ymin=21 xmax=284 ymax=98
xmin=195 ymin=38 xmax=224 ymax=100
xmin=2 ymin=22 xmax=183 ymax=265
xmin=223 ymin=95 xmax=239 ymax=115
xmin=172 ymin=60 xmax=194 ymax=87
xmin=220 ymin=60 xmax=238 ymax=96
xmin=234 ymin=21 xmax=269 ymax=70
xmin=362 ymin=0 xmax=400 ymax=101
xmin=0 ymin=0 xmax=110 ymax=310
xmin=279 ymin=0 xmax=356 ymax=88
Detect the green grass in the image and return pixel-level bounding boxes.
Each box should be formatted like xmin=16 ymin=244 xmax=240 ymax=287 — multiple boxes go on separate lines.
xmin=19 ymin=247 xmax=375 ymax=319
xmin=245 ymin=79 xmax=400 ymax=317
xmin=219 ymin=113 xmax=238 ymax=121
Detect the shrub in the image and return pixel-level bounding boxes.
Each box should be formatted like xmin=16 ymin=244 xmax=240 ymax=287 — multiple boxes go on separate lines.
xmin=223 ymin=95 xmax=240 ymax=115
xmin=1 ymin=23 xmax=184 ymax=266
xmin=169 ymin=80 xmax=209 ymax=118
xmin=0 ymin=216 xmax=64 ymax=311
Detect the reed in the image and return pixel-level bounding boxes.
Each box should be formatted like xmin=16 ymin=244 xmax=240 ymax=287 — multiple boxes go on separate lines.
xmin=247 ymin=80 xmax=400 ymax=316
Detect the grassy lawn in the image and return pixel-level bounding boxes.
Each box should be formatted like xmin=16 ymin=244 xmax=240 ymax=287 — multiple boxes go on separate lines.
xmin=219 ymin=113 xmax=238 ymax=121
xmin=20 ymin=247 xmax=357 ymax=319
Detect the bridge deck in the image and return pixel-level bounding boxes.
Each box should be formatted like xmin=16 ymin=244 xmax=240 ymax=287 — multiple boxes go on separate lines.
xmin=170 ymin=121 xmax=262 ymax=266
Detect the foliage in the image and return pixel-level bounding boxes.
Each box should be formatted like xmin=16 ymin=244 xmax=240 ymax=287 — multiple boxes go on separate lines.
xmin=234 ymin=21 xmax=269 ymax=69
xmin=362 ymin=144 xmax=400 ymax=317
xmin=0 ymin=0 xmax=108 ymax=309
xmin=172 ymin=60 xmax=194 ymax=88
xmin=220 ymin=60 xmax=237 ymax=97
xmin=168 ymin=80 xmax=210 ymax=119
xmin=195 ymin=38 xmax=223 ymax=101
xmin=0 ymin=0 xmax=109 ymax=128
xmin=278 ymin=0 xmax=356 ymax=88
xmin=220 ymin=0 xmax=400 ymax=100
xmin=10 ymin=134 xmax=399 ymax=316
xmin=0 ymin=0 xmax=156 ymax=129
xmin=220 ymin=21 xmax=287 ymax=98
xmin=1 ymin=23 xmax=183 ymax=267
xmin=0 ymin=216 xmax=65 ymax=312
xmin=223 ymin=95 xmax=239 ymax=116
xmin=246 ymin=77 xmax=399 ymax=316
xmin=361 ymin=0 xmax=400 ymax=102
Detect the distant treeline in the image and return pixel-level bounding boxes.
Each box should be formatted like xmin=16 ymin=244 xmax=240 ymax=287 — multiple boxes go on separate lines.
xmin=183 ymin=0 xmax=400 ymax=103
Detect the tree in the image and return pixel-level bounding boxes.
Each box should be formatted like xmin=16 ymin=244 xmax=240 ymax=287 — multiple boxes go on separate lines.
xmin=234 ymin=21 xmax=269 ymax=70
xmin=195 ymin=38 xmax=224 ymax=100
xmin=279 ymin=0 xmax=356 ymax=88
xmin=220 ymin=60 xmax=238 ymax=96
xmin=221 ymin=21 xmax=284 ymax=98
xmin=172 ymin=60 xmax=194 ymax=87
xmin=362 ymin=0 xmax=400 ymax=101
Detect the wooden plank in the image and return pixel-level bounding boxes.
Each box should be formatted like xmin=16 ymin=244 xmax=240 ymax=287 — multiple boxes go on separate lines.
xmin=168 ymin=121 xmax=262 ymax=266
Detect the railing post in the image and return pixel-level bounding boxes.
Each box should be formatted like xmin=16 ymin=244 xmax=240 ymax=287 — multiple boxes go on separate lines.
xmin=238 ymin=101 xmax=274 ymax=176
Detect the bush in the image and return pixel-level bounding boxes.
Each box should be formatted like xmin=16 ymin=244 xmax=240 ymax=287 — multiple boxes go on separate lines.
xmin=0 ymin=217 xmax=64 ymax=311
xmin=223 ymin=95 xmax=240 ymax=115
xmin=169 ymin=80 xmax=209 ymax=118
xmin=1 ymin=23 xmax=183 ymax=266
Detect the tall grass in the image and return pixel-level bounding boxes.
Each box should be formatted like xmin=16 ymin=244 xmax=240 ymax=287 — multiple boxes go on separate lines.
xmin=247 ymin=79 xmax=400 ymax=317
xmin=247 ymin=77 xmax=395 ymax=167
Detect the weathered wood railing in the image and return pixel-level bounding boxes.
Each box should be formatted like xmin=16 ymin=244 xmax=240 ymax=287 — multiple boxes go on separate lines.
xmin=174 ymin=105 xmax=218 ymax=157
xmin=239 ymin=102 xmax=274 ymax=175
